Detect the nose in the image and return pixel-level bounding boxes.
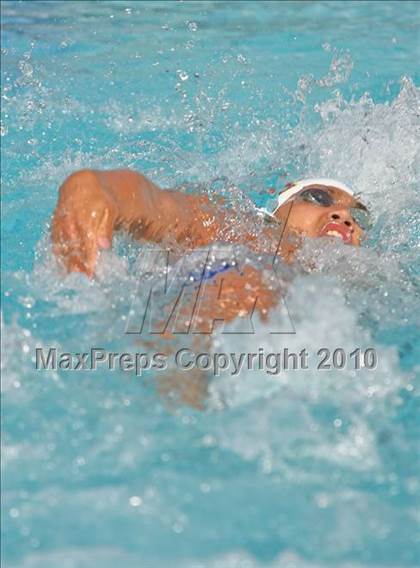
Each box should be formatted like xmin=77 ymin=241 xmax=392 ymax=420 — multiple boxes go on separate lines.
xmin=329 ymin=208 xmax=354 ymax=229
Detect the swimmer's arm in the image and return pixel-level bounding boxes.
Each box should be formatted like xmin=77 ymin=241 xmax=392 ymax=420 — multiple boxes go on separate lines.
xmin=95 ymin=169 xmax=204 ymax=241
xmin=51 ymin=169 xmax=218 ymax=276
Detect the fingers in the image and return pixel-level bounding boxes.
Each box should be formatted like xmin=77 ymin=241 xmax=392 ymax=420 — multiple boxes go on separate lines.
xmin=83 ymin=228 xmax=100 ymax=278
xmin=98 ymin=236 xmax=111 ymax=250
xmin=82 ymin=206 xmax=116 ymax=276
xmin=52 ymin=214 xmax=93 ymax=277
xmin=51 ymin=196 xmax=117 ymax=278
xmin=97 ymin=207 xmax=115 ymax=250
xmin=51 ymin=217 xmax=72 ymax=265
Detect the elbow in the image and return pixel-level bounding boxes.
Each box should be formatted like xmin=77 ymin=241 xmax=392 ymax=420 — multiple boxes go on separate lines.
xmin=58 ymin=169 xmax=99 ymax=198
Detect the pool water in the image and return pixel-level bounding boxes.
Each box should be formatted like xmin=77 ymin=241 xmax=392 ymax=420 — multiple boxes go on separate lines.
xmin=1 ymin=1 xmax=420 ymax=567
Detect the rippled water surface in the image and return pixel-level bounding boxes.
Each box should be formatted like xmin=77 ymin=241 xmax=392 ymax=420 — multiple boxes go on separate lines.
xmin=1 ymin=1 xmax=420 ymax=567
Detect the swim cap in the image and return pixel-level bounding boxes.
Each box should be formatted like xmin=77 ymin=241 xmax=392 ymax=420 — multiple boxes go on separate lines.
xmin=259 ymin=178 xmax=355 ymax=218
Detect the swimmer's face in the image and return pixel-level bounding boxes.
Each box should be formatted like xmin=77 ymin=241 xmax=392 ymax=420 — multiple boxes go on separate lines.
xmin=274 ymin=185 xmax=366 ymax=248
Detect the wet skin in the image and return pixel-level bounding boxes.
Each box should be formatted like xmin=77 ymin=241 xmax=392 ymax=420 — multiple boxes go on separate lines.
xmin=51 ymin=169 xmax=366 ymax=319
xmin=274 ymin=184 xmax=363 ymax=247
xmin=52 ymin=170 xmax=365 ymax=276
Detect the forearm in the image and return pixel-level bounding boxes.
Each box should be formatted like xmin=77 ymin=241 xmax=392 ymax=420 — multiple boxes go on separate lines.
xmin=89 ymin=169 xmax=219 ymax=244
xmin=91 ymin=169 xmax=187 ymax=241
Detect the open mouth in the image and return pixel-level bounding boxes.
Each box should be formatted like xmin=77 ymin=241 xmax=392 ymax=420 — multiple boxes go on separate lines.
xmin=319 ymin=222 xmax=353 ymax=244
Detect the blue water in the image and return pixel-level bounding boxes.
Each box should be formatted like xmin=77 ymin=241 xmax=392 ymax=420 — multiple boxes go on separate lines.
xmin=1 ymin=1 xmax=420 ymax=567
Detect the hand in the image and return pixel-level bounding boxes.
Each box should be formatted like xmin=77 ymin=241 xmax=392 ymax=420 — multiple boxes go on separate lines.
xmin=51 ymin=171 xmax=118 ymax=277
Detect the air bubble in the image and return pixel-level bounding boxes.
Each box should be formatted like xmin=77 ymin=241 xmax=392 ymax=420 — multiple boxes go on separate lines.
xmin=129 ymin=496 xmax=142 ymax=507
xmin=177 ymin=70 xmax=189 ymax=81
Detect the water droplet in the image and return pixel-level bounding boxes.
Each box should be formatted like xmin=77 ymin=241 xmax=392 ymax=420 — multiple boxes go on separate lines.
xmin=201 ymin=434 xmax=216 ymax=447
xmin=177 ymin=69 xmax=189 ymax=81
xmin=129 ymin=495 xmax=142 ymax=507
xmin=315 ymin=493 xmax=329 ymax=508
xmin=20 ymin=296 xmax=34 ymax=308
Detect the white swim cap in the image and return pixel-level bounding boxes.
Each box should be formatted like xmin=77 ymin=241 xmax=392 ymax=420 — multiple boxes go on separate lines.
xmin=259 ymin=178 xmax=355 ymax=218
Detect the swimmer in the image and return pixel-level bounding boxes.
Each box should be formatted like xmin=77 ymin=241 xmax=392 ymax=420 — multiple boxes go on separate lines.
xmin=51 ymin=169 xmax=371 ymax=277
xmin=51 ymin=169 xmax=372 ymax=323
xmin=51 ymin=170 xmax=371 ymax=407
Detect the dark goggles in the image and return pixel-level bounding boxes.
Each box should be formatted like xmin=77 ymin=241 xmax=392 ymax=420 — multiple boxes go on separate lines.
xmin=297 ymin=188 xmax=372 ymax=231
